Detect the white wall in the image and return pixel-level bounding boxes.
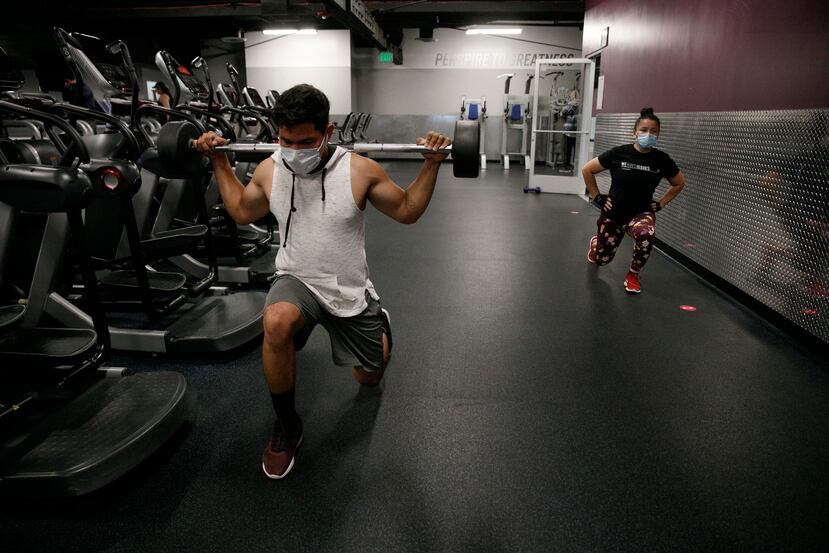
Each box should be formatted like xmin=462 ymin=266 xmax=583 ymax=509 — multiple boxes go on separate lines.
xmin=351 ymin=27 xmax=583 ymax=115
xmin=244 ymin=30 xmax=352 ymax=114
xmin=350 ymin=27 xmax=582 ymax=159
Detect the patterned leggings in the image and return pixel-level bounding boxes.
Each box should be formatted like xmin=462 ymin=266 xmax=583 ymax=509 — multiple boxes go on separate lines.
xmin=594 ymin=212 xmax=656 ymax=273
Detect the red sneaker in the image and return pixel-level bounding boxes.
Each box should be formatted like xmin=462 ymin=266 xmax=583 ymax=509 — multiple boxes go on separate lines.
xmin=262 ymin=418 xmax=303 ymax=479
xmin=587 ymin=236 xmax=598 ymax=264
xmin=624 ymin=271 xmax=641 ymax=294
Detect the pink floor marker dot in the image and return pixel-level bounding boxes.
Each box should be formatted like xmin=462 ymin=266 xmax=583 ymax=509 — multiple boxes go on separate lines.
xmin=679 ymin=305 xmax=697 ymax=311
xmin=683 ymin=243 xmax=697 ymax=249
xmin=801 ymin=308 xmax=818 ymax=315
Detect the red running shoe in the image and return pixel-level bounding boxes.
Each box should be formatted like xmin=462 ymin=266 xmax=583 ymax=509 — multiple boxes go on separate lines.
xmin=624 ymin=271 xmax=641 ymax=294
xmin=262 ymin=418 xmax=303 ymax=479
xmin=587 ymin=236 xmax=598 ymax=264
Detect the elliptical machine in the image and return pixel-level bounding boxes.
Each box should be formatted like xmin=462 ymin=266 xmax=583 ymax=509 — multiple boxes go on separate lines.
xmin=52 ymin=27 xmax=266 ymax=354
xmin=0 ymin=65 xmax=192 ymax=495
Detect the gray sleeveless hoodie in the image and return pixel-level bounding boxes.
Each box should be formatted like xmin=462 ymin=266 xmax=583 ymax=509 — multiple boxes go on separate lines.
xmin=269 ymin=146 xmax=379 ymax=316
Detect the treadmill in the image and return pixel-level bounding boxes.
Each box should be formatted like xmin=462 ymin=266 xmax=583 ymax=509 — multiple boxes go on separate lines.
xmin=52 ymin=28 xmax=265 ymax=354
xmin=0 ymin=95 xmax=192 ymax=497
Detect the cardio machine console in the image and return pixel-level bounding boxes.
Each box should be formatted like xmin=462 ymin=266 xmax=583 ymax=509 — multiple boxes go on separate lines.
xmin=54 ymin=29 xmax=133 ymax=96
xmin=155 ymin=51 xmax=209 ymax=102
xmin=242 ymin=87 xmax=266 ymax=109
xmin=174 ymin=64 xmax=209 ymax=98
xmin=216 ymin=83 xmax=239 ymax=107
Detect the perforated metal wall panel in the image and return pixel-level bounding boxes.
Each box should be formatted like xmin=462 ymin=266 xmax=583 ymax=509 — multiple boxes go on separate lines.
xmin=595 ymin=110 xmax=829 ymax=344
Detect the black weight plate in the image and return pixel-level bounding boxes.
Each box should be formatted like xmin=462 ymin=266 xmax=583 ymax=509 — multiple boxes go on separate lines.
xmin=157 ymin=121 xmax=205 ymax=175
xmin=452 ymin=120 xmax=480 ymax=178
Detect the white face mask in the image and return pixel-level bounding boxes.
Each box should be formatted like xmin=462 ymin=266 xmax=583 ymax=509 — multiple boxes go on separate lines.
xmin=282 ymin=138 xmax=327 ymax=175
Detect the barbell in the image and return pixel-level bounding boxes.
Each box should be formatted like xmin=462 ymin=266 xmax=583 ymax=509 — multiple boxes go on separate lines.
xmin=156 ymin=119 xmax=481 ymax=178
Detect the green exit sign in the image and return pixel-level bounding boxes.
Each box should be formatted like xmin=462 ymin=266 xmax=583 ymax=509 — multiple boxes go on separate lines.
xmin=379 ymin=51 xmax=393 ymax=63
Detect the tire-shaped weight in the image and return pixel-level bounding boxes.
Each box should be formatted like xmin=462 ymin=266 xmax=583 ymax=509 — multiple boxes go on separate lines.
xmin=452 ymin=120 xmax=480 ymax=178
xmin=157 ymin=120 xmax=206 ymax=175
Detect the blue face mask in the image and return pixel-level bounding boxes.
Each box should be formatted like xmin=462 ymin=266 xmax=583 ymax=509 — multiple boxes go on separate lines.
xmin=636 ymin=132 xmax=658 ymax=149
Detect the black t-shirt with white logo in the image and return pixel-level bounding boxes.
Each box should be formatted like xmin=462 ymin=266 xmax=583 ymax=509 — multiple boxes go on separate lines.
xmin=597 ymin=144 xmax=680 ymax=222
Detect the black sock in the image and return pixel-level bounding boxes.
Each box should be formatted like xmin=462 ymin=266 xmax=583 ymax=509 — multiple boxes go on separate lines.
xmin=271 ymin=387 xmax=299 ymax=428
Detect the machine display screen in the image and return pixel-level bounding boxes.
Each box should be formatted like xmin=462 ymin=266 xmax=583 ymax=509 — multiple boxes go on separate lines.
xmin=246 ymin=87 xmax=266 ymax=108
xmin=168 ymin=56 xmax=208 ymax=99
xmin=73 ymin=37 xmax=133 ymax=94
xmin=218 ymin=84 xmax=239 ymax=106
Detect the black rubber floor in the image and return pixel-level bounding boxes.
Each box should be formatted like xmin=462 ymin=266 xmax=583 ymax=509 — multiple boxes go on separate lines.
xmin=3 ymin=161 xmax=828 ymax=552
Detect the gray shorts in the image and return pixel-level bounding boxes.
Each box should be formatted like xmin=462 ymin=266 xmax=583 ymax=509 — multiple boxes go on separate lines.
xmin=265 ymin=274 xmax=385 ymax=371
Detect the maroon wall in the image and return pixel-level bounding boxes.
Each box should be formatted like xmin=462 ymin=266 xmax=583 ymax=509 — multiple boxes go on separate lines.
xmin=584 ymin=0 xmax=829 ymax=113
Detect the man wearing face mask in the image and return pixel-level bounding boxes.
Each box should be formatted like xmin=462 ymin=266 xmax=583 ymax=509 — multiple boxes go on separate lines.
xmin=581 ymin=106 xmax=686 ymax=293
xmin=193 ymin=84 xmax=451 ymax=479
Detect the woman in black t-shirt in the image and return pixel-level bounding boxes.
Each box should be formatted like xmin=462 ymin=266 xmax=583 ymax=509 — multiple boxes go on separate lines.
xmin=581 ymin=107 xmax=686 ymax=293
